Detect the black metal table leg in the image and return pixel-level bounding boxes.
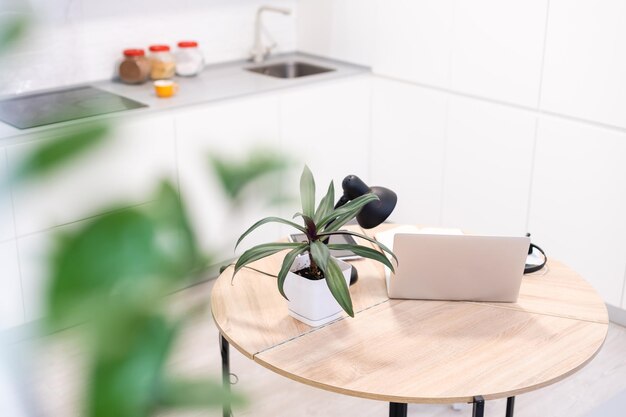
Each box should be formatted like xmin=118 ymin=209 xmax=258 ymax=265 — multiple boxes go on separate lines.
xmin=473 ymin=396 xmax=485 ymax=417
xmin=389 ymin=402 xmax=407 ymax=417
xmin=506 ymin=396 xmax=515 ymax=417
xmin=220 ymin=334 xmax=231 ymax=417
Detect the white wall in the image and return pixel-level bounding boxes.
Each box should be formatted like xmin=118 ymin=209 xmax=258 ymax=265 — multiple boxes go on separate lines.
xmin=0 ymin=0 xmax=297 ymax=96
xmin=298 ymin=0 xmax=626 ymax=309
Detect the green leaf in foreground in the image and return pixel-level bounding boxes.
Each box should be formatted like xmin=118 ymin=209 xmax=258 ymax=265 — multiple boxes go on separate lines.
xmin=0 ymin=14 xmax=29 ymax=53
xmin=209 ymin=150 xmax=288 ymax=201
xmin=88 ymin=314 xmax=174 ymax=417
xmin=13 ymin=122 xmax=109 ymax=182
xmin=46 ymin=208 xmax=158 ymax=328
xmin=149 ymin=180 xmax=206 ymax=279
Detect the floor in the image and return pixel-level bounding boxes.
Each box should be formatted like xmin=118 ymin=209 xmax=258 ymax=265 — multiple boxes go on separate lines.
xmin=17 ymin=278 xmax=626 ymax=417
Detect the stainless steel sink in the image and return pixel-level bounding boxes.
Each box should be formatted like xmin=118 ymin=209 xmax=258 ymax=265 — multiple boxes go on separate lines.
xmin=246 ymin=61 xmax=335 ymax=79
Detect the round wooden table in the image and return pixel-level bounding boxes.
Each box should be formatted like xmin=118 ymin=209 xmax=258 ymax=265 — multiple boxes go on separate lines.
xmin=211 ymin=226 xmax=608 ymax=417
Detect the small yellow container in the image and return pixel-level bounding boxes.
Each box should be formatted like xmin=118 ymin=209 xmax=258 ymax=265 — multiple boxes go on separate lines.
xmin=154 ymin=80 xmax=178 ymax=98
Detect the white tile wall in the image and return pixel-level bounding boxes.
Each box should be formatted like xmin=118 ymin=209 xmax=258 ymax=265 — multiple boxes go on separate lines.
xmin=529 ymin=117 xmax=626 ymax=306
xmin=373 ymin=0 xmax=455 ymax=89
xmin=297 ymin=0 xmax=375 ymax=67
xmin=0 ymin=149 xmax=15 ymax=242
xmin=449 ymin=0 xmax=548 ymax=107
xmin=8 ymin=115 xmax=177 ymax=236
xmin=370 ymin=77 xmax=447 ymax=226
xmin=1 ymin=0 xmax=298 ymax=95
xmin=0 ymin=240 xmax=23 ymax=329
xmin=369 ymin=0 xmax=548 ymax=107
xmin=441 ymin=97 xmax=536 ymax=236
xmin=540 ymin=0 xmax=626 ymax=128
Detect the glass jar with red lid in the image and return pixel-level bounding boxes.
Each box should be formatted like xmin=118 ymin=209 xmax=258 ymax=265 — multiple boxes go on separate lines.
xmin=149 ymin=44 xmax=176 ymax=80
xmin=175 ymin=41 xmax=204 ymax=77
xmin=118 ymin=48 xmax=150 ymax=84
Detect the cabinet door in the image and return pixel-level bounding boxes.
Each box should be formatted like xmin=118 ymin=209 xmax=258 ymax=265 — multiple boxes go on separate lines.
xmin=370 ymin=77 xmax=447 ymax=226
xmin=529 ymin=117 xmax=626 ymax=307
xmin=279 ymin=77 xmax=371 ymax=218
xmin=175 ymin=95 xmax=282 ymax=258
xmin=441 ymin=97 xmax=536 ymax=236
xmin=0 ymin=148 xmax=14 ymax=242
xmin=8 ymin=114 xmax=177 ymax=236
xmin=0 ymin=240 xmax=23 ymax=329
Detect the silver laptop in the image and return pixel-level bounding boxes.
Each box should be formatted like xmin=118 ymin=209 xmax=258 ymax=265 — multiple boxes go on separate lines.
xmin=387 ymin=234 xmax=530 ymax=302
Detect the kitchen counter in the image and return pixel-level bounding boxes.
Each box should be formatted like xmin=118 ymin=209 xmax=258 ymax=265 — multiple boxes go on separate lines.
xmin=0 ymin=52 xmax=368 ymax=142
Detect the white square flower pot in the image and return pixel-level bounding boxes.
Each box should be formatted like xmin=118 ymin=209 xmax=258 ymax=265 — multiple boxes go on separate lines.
xmin=282 ymin=254 xmax=352 ymax=327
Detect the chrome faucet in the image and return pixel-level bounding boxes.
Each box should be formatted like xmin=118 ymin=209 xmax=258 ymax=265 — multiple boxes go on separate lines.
xmin=250 ymin=5 xmax=292 ymax=64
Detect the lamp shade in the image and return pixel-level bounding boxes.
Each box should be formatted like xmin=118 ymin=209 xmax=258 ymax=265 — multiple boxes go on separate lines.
xmin=337 ymin=175 xmax=397 ymax=229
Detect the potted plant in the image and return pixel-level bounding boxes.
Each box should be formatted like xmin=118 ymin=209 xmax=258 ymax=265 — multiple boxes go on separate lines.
xmin=234 ymin=166 xmax=396 ymax=326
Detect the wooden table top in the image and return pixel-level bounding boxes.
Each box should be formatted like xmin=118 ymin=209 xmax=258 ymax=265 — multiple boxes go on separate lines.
xmin=210 ymin=225 xmax=609 ymax=403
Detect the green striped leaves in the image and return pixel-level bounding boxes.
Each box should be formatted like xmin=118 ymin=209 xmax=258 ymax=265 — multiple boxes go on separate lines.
xmin=233 ymin=242 xmax=305 ymax=279
xmin=276 ymin=245 xmax=308 ymax=300
xmin=300 ymin=165 xmax=315 ymax=218
xmin=233 ymin=165 xmax=397 ymax=320
xmin=310 ymin=241 xmax=354 ymax=317
xmin=235 ymin=216 xmax=306 ymax=249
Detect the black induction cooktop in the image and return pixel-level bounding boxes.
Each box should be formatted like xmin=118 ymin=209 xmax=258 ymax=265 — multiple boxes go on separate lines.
xmin=0 ymin=86 xmax=147 ymax=129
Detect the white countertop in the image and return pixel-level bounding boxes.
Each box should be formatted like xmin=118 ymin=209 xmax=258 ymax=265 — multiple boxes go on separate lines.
xmin=0 ymin=52 xmax=368 ymax=142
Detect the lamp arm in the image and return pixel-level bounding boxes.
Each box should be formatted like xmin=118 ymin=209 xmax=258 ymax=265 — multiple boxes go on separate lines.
xmin=334 ymin=194 xmax=351 ymax=209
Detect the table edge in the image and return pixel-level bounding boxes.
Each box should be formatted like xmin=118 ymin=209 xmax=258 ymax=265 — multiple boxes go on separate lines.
xmin=251 ymin=315 xmax=609 ymax=404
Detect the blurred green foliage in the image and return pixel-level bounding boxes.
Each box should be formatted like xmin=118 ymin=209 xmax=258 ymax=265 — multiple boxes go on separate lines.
xmin=12 ymin=123 xmax=110 ymax=183
xmin=210 ymin=149 xmax=291 ymax=204
xmin=46 ymin=182 xmax=203 ymax=329
xmin=0 ymin=12 xmax=29 ymax=54
xmin=41 ymin=179 xmax=245 ymax=417
xmin=4 ymin=9 xmax=288 ymax=415
xmin=10 ymin=122 xmax=287 ymax=416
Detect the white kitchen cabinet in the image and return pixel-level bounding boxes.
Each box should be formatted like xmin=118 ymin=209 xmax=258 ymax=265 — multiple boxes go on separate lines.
xmin=8 ymin=114 xmax=177 ymax=237
xmin=541 ymin=0 xmax=626 ymax=128
xmin=0 ymin=240 xmax=23 ymax=329
xmin=529 ymin=117 xmax=626 ymax=306
xmin=441 ymin=97 xmax=536 ymax=236
xmin=17 ymin=228 xmax=53 ymax=322
xmin=0 ymin=148 xmax=15 ymax=242
xmin=175 ymin=94 xmax=283 ymax=258
xmin=370 ymin=77 xmax=447 ymax=226
xmin=279 ymin=76 xmax=372 ymax=219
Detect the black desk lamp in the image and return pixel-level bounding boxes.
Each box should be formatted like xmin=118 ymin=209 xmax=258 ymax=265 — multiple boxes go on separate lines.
xmin=335 ymin=175 xmax=397 ymax=284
